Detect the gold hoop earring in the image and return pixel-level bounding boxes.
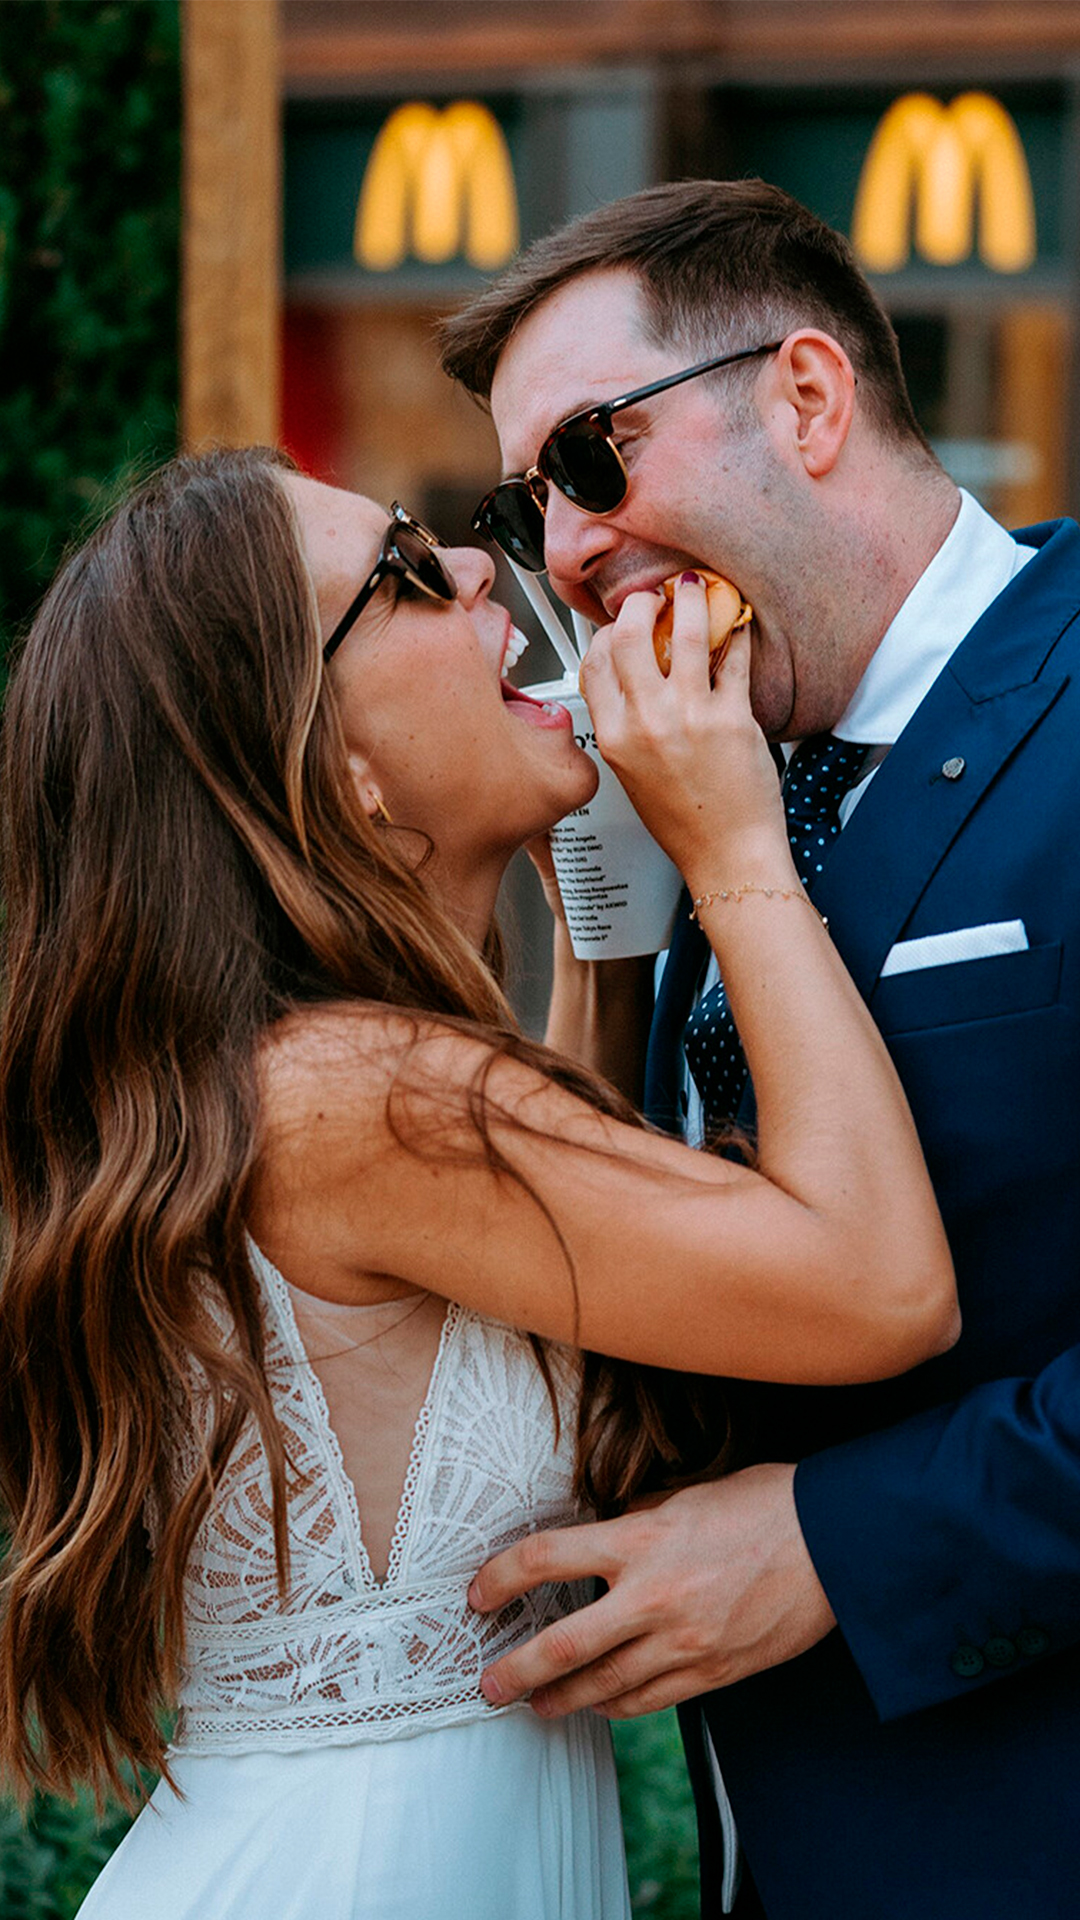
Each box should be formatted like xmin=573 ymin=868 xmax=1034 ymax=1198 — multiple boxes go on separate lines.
xmin=371 ymin=795 xmax=394 ymax=826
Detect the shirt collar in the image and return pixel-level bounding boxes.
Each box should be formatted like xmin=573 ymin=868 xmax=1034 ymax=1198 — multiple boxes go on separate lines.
xmin=832 ymin=489 xmax=1037 ymax=748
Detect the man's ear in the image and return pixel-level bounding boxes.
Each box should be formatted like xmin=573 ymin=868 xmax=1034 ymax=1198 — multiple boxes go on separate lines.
xmin=773 ymin=331 xmax=856 ymax=478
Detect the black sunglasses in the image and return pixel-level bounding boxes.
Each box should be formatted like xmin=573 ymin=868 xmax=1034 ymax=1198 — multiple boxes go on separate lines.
xmin=322 ymin=502 xmax=458 ymax=660
xmin=472 ymin=341 xmax=784 ymax=573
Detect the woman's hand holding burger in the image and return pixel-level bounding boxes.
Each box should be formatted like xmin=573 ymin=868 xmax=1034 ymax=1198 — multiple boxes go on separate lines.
xmin=579 ymin=571 xmax=790 ymax=896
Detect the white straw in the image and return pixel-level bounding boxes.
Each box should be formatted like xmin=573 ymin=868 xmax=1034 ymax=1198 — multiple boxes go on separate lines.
xmin=571 ymin=610 xmax=594 ymax=659
xmin=508 ymin=563 xmax=581 ymax=683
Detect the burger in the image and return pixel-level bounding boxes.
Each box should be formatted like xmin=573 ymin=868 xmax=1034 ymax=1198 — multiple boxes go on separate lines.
xmin=652 ymin=570 xmax=752 ymax=682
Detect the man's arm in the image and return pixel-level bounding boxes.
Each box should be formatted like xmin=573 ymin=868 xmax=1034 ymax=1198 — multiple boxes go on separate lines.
xmin=471 ymin=1346 xmax=1080 ymax=1722
xmin=795 ymin=1346 xmax=1080 ymax=1721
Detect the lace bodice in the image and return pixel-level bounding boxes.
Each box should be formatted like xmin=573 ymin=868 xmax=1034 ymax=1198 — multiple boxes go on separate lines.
xmin=171 ymin=1247 xmax=587 ymax=1754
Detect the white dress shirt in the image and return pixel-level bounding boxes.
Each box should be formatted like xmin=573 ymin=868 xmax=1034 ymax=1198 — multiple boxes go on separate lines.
xmin=689 ymin=490 xmax=1037 ymax=1912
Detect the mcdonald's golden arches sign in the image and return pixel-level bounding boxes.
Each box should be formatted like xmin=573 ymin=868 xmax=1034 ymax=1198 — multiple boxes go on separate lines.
xmin=355 ymin=101 xmax=519 ymax=273
xmin=852 ymin=92 xmax=1036 ymax=274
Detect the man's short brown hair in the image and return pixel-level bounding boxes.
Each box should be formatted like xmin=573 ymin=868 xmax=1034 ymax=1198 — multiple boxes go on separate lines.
xmin=439 ymin=178 xmax=932 ymax=456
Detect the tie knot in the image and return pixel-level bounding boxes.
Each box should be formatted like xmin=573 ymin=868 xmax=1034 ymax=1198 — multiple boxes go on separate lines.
xmin=784 ymin=734 xmax=869 ymax=888
xmin=784 ymin=734 xmax=868 ymax=814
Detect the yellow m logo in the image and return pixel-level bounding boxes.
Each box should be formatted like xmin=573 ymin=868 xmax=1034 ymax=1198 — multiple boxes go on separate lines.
xmin=354 ymin=101 xmax=519 ymax=273
xmin=852 ymin=92 xmax=1036 ymax=274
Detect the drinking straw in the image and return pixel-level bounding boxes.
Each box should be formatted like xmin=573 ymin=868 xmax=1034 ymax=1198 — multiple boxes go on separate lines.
xmin=571 ymin=611 xmax=594 ymax=658
xmin=508 ymin=562 xmax=581 ymax=683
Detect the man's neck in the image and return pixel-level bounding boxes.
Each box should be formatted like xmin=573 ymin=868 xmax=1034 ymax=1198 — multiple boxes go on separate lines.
xmin=825 ymin=467 xmax=962 ymax=714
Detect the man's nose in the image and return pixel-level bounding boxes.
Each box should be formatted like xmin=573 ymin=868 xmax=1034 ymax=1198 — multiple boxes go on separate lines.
xmin=542 ymin=488 xmax=618 ymax=599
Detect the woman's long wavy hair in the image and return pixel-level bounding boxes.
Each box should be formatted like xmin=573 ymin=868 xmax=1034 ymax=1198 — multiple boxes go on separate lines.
xmin=0 ymin=447 xmax=729 ymax=1807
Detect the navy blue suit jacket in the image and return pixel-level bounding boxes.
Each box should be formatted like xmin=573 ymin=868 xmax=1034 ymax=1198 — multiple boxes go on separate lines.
xmin=655 ymin=519 xmax=1080 ymax=1918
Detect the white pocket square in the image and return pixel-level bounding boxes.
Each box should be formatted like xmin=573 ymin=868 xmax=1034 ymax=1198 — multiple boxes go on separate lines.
xmin=881 ymin=919 xmax=1029 ymax=978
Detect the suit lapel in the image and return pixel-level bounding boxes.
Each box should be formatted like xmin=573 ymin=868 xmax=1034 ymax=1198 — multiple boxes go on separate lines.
xmin=809 ymin=519 xmax=1078 ymax=1001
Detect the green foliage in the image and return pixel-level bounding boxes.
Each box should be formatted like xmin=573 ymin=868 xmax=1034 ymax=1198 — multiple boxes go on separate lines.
xmin=614 ymin=1711 xmax=700 ymax=1917
xmin=0 ymin=0 xmax=180 ymax=656
xmin=0 ymin=1790 xmax=134 ymax=1920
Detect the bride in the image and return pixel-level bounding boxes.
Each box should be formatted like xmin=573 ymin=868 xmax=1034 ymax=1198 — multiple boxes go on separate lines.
xmin=0 ymin=448 xmax=955 ymax=1919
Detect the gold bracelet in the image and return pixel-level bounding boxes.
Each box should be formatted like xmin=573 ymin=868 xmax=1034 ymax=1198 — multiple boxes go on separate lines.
xmin=689 ymin=884 xmax=827 ymax=927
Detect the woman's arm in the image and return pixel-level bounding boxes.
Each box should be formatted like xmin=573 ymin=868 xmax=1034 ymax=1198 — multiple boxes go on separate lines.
xmin=252 ymin=582 xmax=957 ymax=1385
xmin=254 ymin=997 xmax=953 ymax=1386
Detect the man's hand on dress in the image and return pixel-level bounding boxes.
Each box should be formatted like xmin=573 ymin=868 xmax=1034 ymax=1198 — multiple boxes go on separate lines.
xmin=469 ymin=1463 xmax=837 ymax=1718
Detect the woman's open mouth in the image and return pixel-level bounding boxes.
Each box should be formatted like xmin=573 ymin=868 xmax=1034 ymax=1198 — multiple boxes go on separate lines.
xmin=499 ymin=623 xmax=572 ymax=728
xmin=500 ymin=681 xmax=573 ymax=729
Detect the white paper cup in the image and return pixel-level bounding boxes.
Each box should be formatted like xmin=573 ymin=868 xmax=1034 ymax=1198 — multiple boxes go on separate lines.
xmin=524 ymin=676 xmax=684 ymax=960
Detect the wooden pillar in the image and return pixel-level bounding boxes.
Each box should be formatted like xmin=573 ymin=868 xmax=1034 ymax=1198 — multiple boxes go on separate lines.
xmin=994 ymin=304 xmax=1070 ymax=525
xmin=182 ymin=0 xmax=280 ymax=449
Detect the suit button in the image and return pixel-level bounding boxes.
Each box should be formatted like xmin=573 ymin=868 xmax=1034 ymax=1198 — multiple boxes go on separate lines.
xmin=1017 ymin=1625 xmax=1051 ymax=1659
xmin=950 ymin=1644 xmax=984 ymax=1679
xmin=983 ymin=1635 xmax=1017 ymax=1668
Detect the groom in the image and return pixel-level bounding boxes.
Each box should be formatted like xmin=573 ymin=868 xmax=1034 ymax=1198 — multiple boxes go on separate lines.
xmin=441 ymin=180 xmax=1080 ymax=1919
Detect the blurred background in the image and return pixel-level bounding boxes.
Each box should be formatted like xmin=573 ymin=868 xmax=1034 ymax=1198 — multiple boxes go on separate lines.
xmin=3 ymin=1 xmax=1080 ymax=1912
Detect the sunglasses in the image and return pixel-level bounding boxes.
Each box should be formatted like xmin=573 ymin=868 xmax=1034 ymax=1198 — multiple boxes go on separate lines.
xmin=323 ymin=502 xmax=458 ymax=660
xmin=472 ymin=340 xmax=784 ymax=573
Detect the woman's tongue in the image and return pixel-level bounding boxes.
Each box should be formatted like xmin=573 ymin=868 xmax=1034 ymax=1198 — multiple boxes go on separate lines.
xmin=500 ymin=682 xmax=571 ymax=729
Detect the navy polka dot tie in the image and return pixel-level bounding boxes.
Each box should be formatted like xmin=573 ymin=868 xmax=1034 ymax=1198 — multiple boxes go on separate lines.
xmin=683 ymin=734 xmax=869 ymax=1131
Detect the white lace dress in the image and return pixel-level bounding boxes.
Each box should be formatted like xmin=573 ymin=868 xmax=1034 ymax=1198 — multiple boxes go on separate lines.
xmin=77 ymin=1247 xmax=630 ymax=1919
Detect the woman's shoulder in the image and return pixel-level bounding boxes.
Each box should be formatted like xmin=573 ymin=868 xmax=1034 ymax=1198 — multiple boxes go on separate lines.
xmin=256 ymin=996 xmax=584 ymax=1131
xmin=250 ymin=1001 xmax=421 ymax=1299
xmin=260 ymin=995 xmax=410 ymax=1085
xmin=257 ymin=997 xmax=509 ymax=1128
xmin=249 ymin=996 xmax=643 ymax=1317
xmin=257 ymin=999 xmax=422 ymax=1174
xmin=250 ymin=999 xmax=525 ymax=1293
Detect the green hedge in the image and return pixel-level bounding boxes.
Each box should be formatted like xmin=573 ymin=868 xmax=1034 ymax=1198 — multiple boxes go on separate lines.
xmin=0 ymin=1791 xmax=136 ymax=1920
xmin=0 ymin=0 xmax=180 ymax=656
xmin=614 ymin=1711 xmax=700 ymax=1916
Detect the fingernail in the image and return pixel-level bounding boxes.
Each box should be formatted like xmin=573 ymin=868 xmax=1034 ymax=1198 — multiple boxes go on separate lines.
xmin=481 ymin=1672 xmax=503 ymax=1704
xmin=531 ymin=1689 xmax=551 ymax=1716
xmin=679 ymin=570 xmax=702 ymax=585
xmin=467 ymin=1578 xmax=485 ymax=1611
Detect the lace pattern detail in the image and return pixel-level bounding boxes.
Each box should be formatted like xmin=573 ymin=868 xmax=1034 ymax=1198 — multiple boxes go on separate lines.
xmin=172 ymin=1249 xmax=587 ymax=1754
